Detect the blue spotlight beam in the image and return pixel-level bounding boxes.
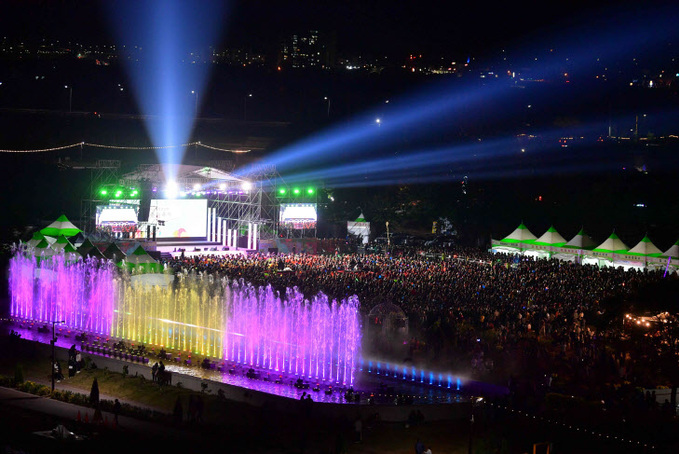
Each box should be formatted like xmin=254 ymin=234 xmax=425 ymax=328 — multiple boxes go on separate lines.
xmin=239 ymin=4 xmax=679 ymax=180
xmin=105 ymin=0 xmax=226 ymax=182
xmin=280 ymin=121 xmax=610 ymax=187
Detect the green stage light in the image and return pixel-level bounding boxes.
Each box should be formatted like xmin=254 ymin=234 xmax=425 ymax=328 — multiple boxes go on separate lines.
xmin=278 ymin=188 xmax=286 ymax=195
xmin=307 ymin=188 xmax=315 ymax=195
xmin=114 ymin=190 xmax=123 ymax=198
xmin=130 ymin=190 xmax=139 ymax=197
xmin=100 ymin=189 xmax=108 ymax=196
xmin=293 ymin=188 xmax=301 ymax=195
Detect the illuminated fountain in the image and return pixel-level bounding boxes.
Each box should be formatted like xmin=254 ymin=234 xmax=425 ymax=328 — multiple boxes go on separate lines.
xmin=9 ymin=253 xmax=362 ymax=386
xmin=224 ymin=281 xmax=361 ymax=385
xmin=9 ymin=253 xmax=115 ymax=336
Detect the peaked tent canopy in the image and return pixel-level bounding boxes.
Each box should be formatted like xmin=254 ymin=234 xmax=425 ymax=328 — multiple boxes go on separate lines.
xmin=499 ymin=222 xmax=537 ymax=244
xmin=628 ymin=235 xmax=664 ymax=257
xmin=33 ymin=239 xmax=54 ymax=258
xmin=27 ymin=231 xmax=46 ymax=247
xmin=102 ymin=243 xmax=126 ymax=261
xmin=663 ymin=240 xmax=679 ymax=259
xmin=125 ymin=245 xmax=157 ymax=265
xmin=51 ymin=234 xmax=73 ymax=251
xmin=76 ymin=238 xmax=97 ymax=256
xmin=347 ymin=212 xmax=370 ymax=245
xmin=63 ymin=243 xmax=79 ymax=255
xmin=83 ymin=246 xmax=106 ymax=260
xmin=593 ymin=232 xmax=630 ymax=254
xmin=40 ymin=215 xmax=82 ymax=238
xmin=533 ymin=226 xmax=567 ymax=246
xmin=565 ymin=228 xmax=597 ymax=250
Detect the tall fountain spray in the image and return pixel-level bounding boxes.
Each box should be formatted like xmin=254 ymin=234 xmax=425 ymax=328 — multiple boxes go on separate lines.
xmin=9 ymin=253 xmax=362 ymax=386
xmin=9 ymin=253 xmax=115 ymax=335
xmin=115 ymin=272 xmax=227 ymax=358
xmin=224 ymin=281 xmax=361 ymax=386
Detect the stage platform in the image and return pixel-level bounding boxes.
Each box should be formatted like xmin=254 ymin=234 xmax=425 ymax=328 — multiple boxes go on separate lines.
xmin=153 ymin=239 xmax=247 ymax=258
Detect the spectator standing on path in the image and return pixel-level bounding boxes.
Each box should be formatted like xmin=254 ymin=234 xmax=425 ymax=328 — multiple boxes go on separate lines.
xmin=113 ymin=398 xmax=121 ymax=425
xmin=354 ymin=417 xmax=362 ymax=443
xmin=415 ymin=438 xmax=424 ymax=454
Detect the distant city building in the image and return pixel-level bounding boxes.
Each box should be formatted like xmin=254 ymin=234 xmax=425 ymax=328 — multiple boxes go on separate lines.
xmin=280 ymin=30 xmax=333 ymax=69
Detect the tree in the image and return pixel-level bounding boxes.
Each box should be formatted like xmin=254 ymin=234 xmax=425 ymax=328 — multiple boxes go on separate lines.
xmin=89 ymin=377 xmax=100 ymax=406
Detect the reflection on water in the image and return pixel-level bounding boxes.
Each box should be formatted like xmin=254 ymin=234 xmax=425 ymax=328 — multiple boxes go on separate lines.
xmin=6 ymin=321 xmax=465 ymax=405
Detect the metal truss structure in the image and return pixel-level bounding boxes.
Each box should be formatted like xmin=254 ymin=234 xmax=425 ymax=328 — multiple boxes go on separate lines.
xmin=73 ymin=159 xmax=283 ymax=241
xmin=76 ymin=159 xmax=122 ymax=233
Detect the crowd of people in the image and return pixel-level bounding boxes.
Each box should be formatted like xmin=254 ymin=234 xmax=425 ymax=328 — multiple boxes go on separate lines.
xmin=161 ymin=246 xmax=679 ymax=409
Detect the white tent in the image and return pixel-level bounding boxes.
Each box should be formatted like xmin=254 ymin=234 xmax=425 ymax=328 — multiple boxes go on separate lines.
xmin=593 ymin=232 xmax=630 ymax=254
xmin=533 ymin=226 xmax=567 ymax=247
xmin=498 ymin=222 xmax=537 ymax=245
xmin=347 ymin=213 xmax=371 ymax=245
xmin=628 ymin=235 xmax=663 ymax=256
xmin=565 ymin=228 xmax=597 ymax=250
xmin=663 ymin=240 xmax=679 ymax=259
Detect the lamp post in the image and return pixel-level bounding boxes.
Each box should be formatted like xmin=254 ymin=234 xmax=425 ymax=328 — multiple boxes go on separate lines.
xmin=64 ymin=85 xmax=72 ymax=113
xmin=468 ymin=397 xmax=483 ymax=454
xmin=324 ymin=96 xmax=330 ymax=118
xmin=191 ymin=90 xmax=198 ymax=117
xmin=244 ymin=93 xmax=252 ymax=121
xmin=51 ymin=320 xmax=65 ymax=392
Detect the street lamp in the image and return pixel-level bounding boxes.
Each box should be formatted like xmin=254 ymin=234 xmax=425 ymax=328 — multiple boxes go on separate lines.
xmin=324 ymin=96 xmax=331 ymax=118
xmin=244 ymin=93 xmax=252 ymax=121
xmin=64 ymin=85 xmax=72 ymax=113
xmin=51 ymin=320 xmax=65 ymax=392
xmin=191 ymin=90 xmax=198 ymax=117
xmin=468 ymin=397 xmax=483 ymax=454
xmin=375 ymin=118 xmax=381 ymax=127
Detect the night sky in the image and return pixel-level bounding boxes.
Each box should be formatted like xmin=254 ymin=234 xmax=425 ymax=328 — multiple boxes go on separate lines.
xmin=0 ymin=0 xmax=644 ymax=57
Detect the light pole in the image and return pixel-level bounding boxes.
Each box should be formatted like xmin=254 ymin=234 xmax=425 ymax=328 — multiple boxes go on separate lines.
xmin=324 ymin=96 xmax=330 ymax=118
xmin=64 ymin=85 xmax=72 ymax=113
xmin=51 ymin=320 xmax=65 ymax=392
xmin=191 ymin=90 xmax=198 ymax=117
xmin=244 ymin=93 xmax=252 ymax=121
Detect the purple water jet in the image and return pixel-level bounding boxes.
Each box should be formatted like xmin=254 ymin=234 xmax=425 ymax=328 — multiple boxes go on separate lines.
xmin=224 ymin=280 xmax=361 ymax=386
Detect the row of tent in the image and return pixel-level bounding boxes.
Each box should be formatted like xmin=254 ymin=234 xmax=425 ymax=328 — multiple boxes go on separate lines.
xmin=492 ymin=222 xmax=679 ymax=270
xmin=23 ymin=214 xmax=160 ymax=272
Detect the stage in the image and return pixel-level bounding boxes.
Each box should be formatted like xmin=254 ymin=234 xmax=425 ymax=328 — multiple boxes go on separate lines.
xmin=153 ymin=239 xmax=248 ymax=258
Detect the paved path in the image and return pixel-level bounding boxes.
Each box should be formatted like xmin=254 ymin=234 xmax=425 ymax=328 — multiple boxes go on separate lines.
xmin=0 ymin=386 xmax=189 ymax=439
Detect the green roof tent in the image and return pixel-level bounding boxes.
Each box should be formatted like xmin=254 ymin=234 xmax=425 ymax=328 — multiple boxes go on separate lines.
xmin=499 ymin=222 xmax=537 ymax=244
xmin=664 ymin=240 xmax=679 ymax=259
xmin=83 ymin=246 xmax=106 ymax=260
xmin=27 ymin=231 xmax=46 ymax=247
xmin=102 ymin=242 xmax=126 ymax=262
xmin=40 ymin=214 xmax=82 ymax=238
xmin=122 ymin=245 xmax=161 ymax=273
xmin=347 ymin=212 xmax=370 ymax=245
xmin=564 ymin=228 xmax=597 ymax=250
xmin=592 ymin=232 xmax=630 ymax=254
xmin=125 ymin=245 xmax=158 ymax=265
xmin=51 ymin=234 xmax=73 ymax=251
xmin=533 ymin=225 xmax=567 ymax=247
xmin=76 ymin=238 xmax=97 ymax=255
xmin=33 ymin=238 xmax=55 ymax=259
xmin=627 ymin=235 xmax=664 ymax=257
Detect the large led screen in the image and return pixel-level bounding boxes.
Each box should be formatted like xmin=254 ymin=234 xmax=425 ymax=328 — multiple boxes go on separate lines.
xmin=96 ymin=205 xmax=138 ymax=227
xmin=149 ymin=199 xmax=208 ymax=238
xmin=279 ymin=203 xmax=317 ymax=229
